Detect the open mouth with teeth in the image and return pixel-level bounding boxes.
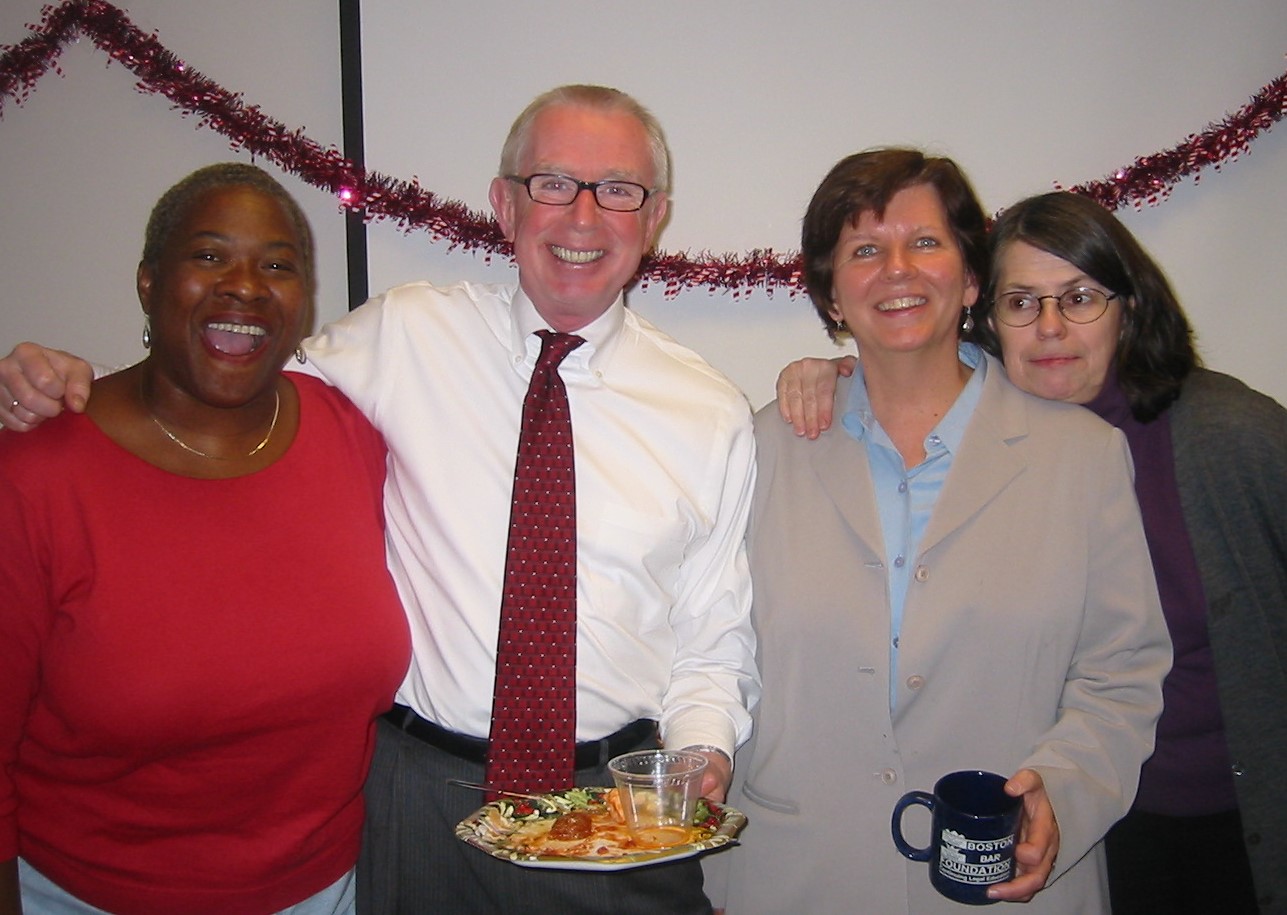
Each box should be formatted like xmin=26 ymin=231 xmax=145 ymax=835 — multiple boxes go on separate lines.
xmin=550 ymin=244 xmax=605 ymax=265
xmin=875 ymin=296 xmax=927 ymax=313
xmin=204 ymin=321 xmax=268 ymax=356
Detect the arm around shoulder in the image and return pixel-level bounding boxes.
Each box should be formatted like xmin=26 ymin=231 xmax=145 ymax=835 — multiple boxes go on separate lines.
xmin=0 ymin=343 xmax=95 ymax=430
xmin=774 ymin=354 xmax=856 ymax=439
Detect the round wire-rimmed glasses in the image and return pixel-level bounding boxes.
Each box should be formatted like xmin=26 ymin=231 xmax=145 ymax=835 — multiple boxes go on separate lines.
xmin=993 ymin=287 xmax=1119 ymax=327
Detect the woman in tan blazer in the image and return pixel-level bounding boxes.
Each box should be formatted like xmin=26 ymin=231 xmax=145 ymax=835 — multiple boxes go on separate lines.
xmin=715 ymin=150 xmax=1170 ymax=914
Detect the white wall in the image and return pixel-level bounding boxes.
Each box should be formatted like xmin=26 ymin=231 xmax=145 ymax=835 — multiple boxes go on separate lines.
xmin=2 ymin=1 xmax=1285 ymax=409
xmin=0 ymin=1 xmax=347 ymax=369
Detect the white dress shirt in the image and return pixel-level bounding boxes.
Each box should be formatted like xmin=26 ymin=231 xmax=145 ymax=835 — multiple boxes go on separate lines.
xmin=304 ymin=280 xmax=759 ymax=757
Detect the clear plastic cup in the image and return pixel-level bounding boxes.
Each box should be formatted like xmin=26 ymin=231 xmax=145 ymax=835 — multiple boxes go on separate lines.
xmin=608 ymin=749 xmax=708 ymax=848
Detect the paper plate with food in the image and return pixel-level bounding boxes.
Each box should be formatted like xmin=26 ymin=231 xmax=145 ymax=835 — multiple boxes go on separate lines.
xmin=455 ymin=786 xmax=747 ymax=871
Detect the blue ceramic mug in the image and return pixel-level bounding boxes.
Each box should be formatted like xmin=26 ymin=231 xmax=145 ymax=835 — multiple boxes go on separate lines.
xmin=891 ymin=770 xmax=1022 ymax=906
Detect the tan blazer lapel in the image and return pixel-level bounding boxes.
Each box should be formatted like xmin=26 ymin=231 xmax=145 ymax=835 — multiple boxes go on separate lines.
xmin=807 ymin=378 xmax=886 ymax=561
xmin=919 ymin=359 xmax=1029 ymax=556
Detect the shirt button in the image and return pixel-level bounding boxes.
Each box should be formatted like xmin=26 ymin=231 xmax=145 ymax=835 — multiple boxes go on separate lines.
xmin=893 ymin=555 xmax=905 ymax=568
xmin=880 ymin=769 xmax=898 ymax=785
xmin=914 ymin=565 xmax=929 ymax=582
xmin=927 ymin=434 xmax=942 ymax=447
xmin=906 ymin=675 xmax=925 ymax=690
xmin=898 ymin=480 xmax=908 ymax=493
xmin=1232 ymin=762 xmax=1245 ymax=777
xmin=892 ymin=635 xmax=900 ymax=649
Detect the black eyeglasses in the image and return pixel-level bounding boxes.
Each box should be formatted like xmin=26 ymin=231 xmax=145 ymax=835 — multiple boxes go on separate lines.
xmin=993 ymin=287 xmax=1119 ymax=328
xmin=506 ymin=173 xmax=652 ymax=212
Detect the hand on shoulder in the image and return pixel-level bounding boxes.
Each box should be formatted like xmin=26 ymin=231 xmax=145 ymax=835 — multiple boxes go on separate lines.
xmin=774 ymin=355 xmax=855 ymax=439
xmin=0 ymin=342 xmax=96 ymax=430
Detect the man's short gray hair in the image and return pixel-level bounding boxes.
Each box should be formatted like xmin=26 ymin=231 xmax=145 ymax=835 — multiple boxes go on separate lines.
xmin=497 ymin=84 xmax=671 ymax=192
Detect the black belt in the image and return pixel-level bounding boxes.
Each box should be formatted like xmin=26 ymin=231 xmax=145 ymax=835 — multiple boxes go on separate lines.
xmin=380 ymin=704 xmax=657 ymax=770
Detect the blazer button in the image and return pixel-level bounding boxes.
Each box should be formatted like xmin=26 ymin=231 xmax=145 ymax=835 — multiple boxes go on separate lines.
xmin=1232 ymin=762 xmax=1245 ymax=777
xmin=881 ymin=769 xmax=898 ymax=785
xmin=914 ymin=565 xmax=929 ymax=583
xmin=906 ymin=675 xmax=925 ymax=690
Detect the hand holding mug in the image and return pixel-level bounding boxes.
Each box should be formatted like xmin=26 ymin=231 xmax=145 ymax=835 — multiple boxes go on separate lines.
xmin=986 ymin=768 xmax=1059 ymax=903
xmin=891 ymin=770 xmax=1023 ymax=906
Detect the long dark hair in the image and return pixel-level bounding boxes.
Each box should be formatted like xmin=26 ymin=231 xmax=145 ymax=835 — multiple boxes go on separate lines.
xmin=976 ymin=192 xmax=1198 ymax=422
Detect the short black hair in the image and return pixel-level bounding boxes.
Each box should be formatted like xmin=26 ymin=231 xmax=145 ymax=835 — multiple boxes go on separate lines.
xmin=142 ymin=162 xmax=316 ymax=296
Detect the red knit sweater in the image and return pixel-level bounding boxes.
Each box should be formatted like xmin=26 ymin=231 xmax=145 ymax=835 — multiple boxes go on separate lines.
xmin=0 ymin=374 xmax=410 ymax=913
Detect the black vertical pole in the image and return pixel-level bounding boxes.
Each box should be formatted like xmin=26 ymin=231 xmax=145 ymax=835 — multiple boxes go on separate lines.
xmin=338 ymin=0 xmax=368 ymax=311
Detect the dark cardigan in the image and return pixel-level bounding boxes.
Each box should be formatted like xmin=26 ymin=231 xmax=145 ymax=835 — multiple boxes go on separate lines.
xmin=1170 ymin=368 xmax=1287 ymax=912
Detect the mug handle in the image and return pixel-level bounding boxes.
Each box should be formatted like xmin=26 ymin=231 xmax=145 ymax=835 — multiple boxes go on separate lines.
xmin=890 ymin=790 xmax=936 ymax=861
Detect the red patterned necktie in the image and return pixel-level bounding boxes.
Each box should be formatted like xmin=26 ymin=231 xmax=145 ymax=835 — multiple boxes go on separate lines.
xmin=485 ymin=330 xmax=585 ymax=797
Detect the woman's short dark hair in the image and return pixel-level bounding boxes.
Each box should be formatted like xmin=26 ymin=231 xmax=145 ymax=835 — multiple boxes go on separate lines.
xmin=800 ymin=148 xmax=989 ymax=342
xmin=977 ymin=191 xmax=1197 ymax=422
xmin=141 ymin=162 xmax=316 ymax=296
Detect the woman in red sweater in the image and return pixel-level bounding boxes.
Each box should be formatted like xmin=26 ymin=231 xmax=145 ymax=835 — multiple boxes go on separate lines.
xmin=0 ymin=164 xmax=411 ymax=914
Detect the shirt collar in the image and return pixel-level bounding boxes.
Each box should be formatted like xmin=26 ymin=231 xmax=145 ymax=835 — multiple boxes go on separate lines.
xmin=509 ymin=287 xmax=626 ymax=375
xmin=841 ymin=342 xmax=987 ymax=453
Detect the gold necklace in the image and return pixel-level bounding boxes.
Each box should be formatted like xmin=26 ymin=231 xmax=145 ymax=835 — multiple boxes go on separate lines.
xmin=144 ymin=381 xmax=281 ymax=461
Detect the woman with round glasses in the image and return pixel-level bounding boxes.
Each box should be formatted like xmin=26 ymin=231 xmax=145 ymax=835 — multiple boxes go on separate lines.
xmin=974 ymin=191 xmax=1286 ymax=914
xmin=776 ymin=190 xmax=1286 ymax=912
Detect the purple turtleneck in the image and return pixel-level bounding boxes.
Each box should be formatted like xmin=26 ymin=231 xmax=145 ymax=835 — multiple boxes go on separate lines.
xmin=1084 ymin=371 xmax=1237 ymax=815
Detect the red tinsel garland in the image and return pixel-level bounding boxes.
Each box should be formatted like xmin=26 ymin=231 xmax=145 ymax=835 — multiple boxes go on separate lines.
xmin=2 ymin=0 xmax=1284 ymax=297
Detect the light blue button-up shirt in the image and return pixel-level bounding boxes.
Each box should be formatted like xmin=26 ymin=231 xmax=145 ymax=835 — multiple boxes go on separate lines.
xmin=839 ymin=344 xmax=986 ymax=708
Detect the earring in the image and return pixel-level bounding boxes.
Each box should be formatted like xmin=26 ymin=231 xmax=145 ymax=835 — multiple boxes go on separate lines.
xmin=294 ymin=346 xmax=307 ymax=364
xmin=833 ymin=317 xmax=848 ymax=333
xmin=960 ymin=306 xmax=975 ymax=334
xmin=142 ymin=318 xmax=151 ymax=349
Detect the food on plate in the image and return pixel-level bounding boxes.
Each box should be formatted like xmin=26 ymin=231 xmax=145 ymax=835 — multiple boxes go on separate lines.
xmin=470 ymin=786 xmax=726 ymax=860
xmin=548 ymin=810 xmax=593 ymax=841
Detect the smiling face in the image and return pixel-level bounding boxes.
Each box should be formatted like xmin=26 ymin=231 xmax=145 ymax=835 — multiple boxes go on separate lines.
xmin=991 ymin=240 xmax=1123 ymax=404
xmin=488 ymin=103 xmax=668 ymax=331
xmin=827 ymin=183 xmax=978 ymax=365
xmin=137 ymin=185 xmax=309 ymax=408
